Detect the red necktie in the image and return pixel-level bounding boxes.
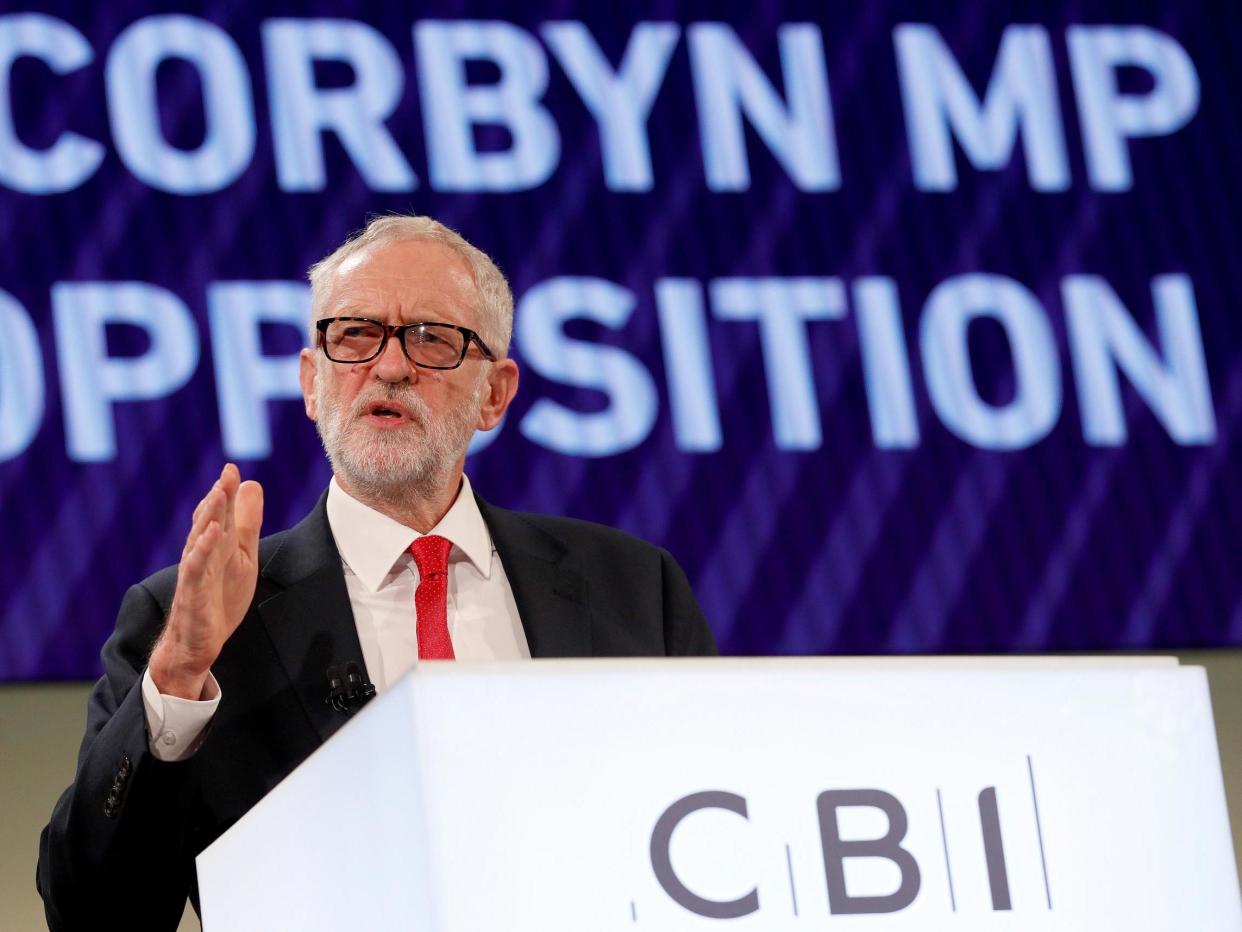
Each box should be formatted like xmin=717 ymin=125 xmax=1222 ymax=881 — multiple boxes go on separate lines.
xmin=410 ymin=535 xmax=455 ymax=660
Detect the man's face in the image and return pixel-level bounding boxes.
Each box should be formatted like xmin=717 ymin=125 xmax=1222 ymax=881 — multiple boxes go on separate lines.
xmin=299 ymin=239 xmax=517 ymax=501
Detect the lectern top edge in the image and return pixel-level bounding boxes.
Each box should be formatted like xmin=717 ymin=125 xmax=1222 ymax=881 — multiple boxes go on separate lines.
xmin=405 ymin=654 xmax=1183 ymax=677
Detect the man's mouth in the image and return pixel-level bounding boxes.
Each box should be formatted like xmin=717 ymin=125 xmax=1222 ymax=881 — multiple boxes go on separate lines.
xmin=360 ymin=399 xmax=418 ymax=425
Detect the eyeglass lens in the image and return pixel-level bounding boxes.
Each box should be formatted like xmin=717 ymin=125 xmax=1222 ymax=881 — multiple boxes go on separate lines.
xmin=323 ymin=320 xmax=465 ymax=367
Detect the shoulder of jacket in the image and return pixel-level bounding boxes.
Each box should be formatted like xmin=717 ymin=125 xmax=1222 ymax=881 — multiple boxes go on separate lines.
xmin=496 ymin=507 xmax=666 ymax=558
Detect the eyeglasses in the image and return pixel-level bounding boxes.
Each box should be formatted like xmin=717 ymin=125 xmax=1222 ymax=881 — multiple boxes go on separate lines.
xmin=315 ymin=317 xmax=496 ymax=370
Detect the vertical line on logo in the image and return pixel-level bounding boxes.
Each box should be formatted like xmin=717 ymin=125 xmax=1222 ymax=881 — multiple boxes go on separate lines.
xmin=978 ymin=787 xmax=1012 ymax=910
xmin=1027 ymin=754 xmax=1053 ymax=909
xmin=936 ymin=788 xmax=957 ymax=912
xmin=630 ymin=900 xmax=637 ymax=922
xmin=784 ymin=843 xmax=799 ymax=916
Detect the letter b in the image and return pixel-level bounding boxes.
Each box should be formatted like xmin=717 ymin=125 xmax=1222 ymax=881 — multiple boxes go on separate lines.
xmin=817 ymin=789 xmax=920 ymax=914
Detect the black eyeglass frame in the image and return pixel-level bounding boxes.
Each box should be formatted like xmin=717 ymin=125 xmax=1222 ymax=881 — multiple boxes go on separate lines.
xmin=315 ymin=316 xmax=497 ymax=370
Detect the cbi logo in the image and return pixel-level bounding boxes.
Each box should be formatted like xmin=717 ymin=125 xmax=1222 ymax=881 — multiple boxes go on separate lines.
xmin=648 ymin=758 xmax=1052 ymax=920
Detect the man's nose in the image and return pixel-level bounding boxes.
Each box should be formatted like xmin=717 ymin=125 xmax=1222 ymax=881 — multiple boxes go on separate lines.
xmin=371 ymin=332 xmax=416 ymax=382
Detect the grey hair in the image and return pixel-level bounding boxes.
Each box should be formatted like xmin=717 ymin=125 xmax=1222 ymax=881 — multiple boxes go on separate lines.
xmin=307 ymin=214 xmax=514 ymax=357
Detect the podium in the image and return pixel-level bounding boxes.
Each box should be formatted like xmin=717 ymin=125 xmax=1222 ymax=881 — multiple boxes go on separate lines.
xmin=197 ymin=658 xmax=1242 ymax=930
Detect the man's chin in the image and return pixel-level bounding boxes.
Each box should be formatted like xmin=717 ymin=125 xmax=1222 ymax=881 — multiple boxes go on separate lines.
xmin=339 ymin=458 xmax=433 ymax=493
xmin=321 ymin=417 xmax=473 ymax=497
xmin=332 ymin=440 xmax=444 ymax=489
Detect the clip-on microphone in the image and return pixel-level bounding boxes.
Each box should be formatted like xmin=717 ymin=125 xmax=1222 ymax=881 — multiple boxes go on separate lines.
xmin=325 ymin=662 xmax=376 ymax=715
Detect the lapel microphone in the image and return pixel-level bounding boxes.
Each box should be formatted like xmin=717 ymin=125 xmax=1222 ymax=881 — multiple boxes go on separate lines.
xmin=325 ymin=662 xmax=376 ymax=715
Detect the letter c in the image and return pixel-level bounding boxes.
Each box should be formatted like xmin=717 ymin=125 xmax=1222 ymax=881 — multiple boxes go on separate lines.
xmin=650 ymin=790 xmax=759 ymax=919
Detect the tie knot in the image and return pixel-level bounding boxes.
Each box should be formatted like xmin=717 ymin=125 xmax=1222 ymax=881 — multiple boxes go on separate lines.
xmin=409 ymin=534 xmax=452 ymax=579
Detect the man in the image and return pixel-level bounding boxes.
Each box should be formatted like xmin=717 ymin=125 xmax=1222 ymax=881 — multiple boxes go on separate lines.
xmin=37 ymin=215 xmax=716 ymax=929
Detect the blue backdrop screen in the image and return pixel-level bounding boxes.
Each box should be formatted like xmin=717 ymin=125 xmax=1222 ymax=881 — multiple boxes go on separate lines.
xmin=2 ymin=1 xmax=1240 ymax=679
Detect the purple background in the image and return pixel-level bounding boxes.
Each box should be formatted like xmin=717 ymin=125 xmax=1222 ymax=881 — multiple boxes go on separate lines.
xmin=2 ymin=1 xmax=1240 ymax=680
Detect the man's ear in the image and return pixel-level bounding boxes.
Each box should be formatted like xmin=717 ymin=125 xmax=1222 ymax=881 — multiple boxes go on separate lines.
xmin=299 ymin=349 xmax=318 ymax=421
xmin=477 ymin=358 xmax=519 ymax=431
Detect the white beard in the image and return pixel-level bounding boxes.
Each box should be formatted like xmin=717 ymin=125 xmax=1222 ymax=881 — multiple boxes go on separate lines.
xmin=314 ymin=369 xmax=483 ymax=506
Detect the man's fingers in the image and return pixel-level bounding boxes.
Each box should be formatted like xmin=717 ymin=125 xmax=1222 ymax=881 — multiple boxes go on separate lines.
xmin=187 ymin=464 xmax=234 ymax=554
xmin=183 ymin=467 xmax=255 ymax=591
xmin=179 ymin=520 xmax=220 ymax=589
xmin=220 ymin=463 xmax=240 ymax=538
xmin=184 ymin=485 xmax=223 ymax=559
xmin=235 ymin=480 xmax=264 ymax=561
xmin=190 ymin=477 xmax=219 ymax=527
xmin=192 ymin=465 xmax=229 ymax=520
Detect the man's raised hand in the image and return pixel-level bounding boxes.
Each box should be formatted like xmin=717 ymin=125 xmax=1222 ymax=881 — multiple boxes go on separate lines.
xmin=149 ymin=464 xmax=264 ymax=700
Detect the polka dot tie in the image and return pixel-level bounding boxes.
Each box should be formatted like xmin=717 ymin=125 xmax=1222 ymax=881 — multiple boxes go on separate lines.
xmin=409 ymin=535 xmax=455 ymax=660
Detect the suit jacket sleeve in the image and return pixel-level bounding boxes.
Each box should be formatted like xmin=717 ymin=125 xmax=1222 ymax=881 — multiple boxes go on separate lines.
xmin=37 ymin=579 xmax=198 ymax=932
xmin=658 ymin=547 xmax=718 ymax=656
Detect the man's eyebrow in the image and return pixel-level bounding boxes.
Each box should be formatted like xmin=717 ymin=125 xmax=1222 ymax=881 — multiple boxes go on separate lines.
xmin=332 ymin=299 xmax=464 ymax=322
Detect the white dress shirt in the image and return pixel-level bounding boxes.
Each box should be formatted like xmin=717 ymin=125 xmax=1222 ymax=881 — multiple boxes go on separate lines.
xmin=141 ymin=474 xmax=528 ymax=761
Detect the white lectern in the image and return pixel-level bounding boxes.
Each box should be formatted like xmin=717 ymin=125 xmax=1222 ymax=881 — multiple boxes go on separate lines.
xmin=198 ymin=658 xmax=1241 ymax=930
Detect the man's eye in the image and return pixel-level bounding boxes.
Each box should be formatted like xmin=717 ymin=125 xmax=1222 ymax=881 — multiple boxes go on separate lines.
xmin=414 ymin=329 xmax=450 ymax=345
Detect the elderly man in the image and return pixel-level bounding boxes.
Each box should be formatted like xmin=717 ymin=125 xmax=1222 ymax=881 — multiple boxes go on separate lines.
xmin=37 ymin=215 xmax=716 ymax=930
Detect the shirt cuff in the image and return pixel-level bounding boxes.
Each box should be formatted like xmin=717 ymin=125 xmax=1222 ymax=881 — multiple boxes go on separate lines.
xmin=140 ymin=666 xmax=221 ymax=762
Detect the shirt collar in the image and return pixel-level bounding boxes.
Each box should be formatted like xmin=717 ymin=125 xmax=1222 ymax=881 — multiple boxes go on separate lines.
xmin=325 ymin=473 xmax=494 ymax=592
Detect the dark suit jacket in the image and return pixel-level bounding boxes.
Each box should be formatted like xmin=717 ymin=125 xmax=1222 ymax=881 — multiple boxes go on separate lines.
xmin=37 ymin=492 xmax=716 ymax=930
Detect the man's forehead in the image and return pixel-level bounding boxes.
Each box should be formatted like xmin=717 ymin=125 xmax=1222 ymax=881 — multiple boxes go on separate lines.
xmin=327 ymin=239 xmax=478 ymax=306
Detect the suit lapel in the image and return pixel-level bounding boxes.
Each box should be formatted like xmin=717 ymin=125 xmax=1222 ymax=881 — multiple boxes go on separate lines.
xmin=478 ymin=497 xmax=594 ymax=657
xmin=256 ymin=494 xmax=368 ymax=743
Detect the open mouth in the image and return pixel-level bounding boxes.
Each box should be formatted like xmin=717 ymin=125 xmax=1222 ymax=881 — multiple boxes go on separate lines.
xmin=362 ymin=399 xmax=415 ymax=423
